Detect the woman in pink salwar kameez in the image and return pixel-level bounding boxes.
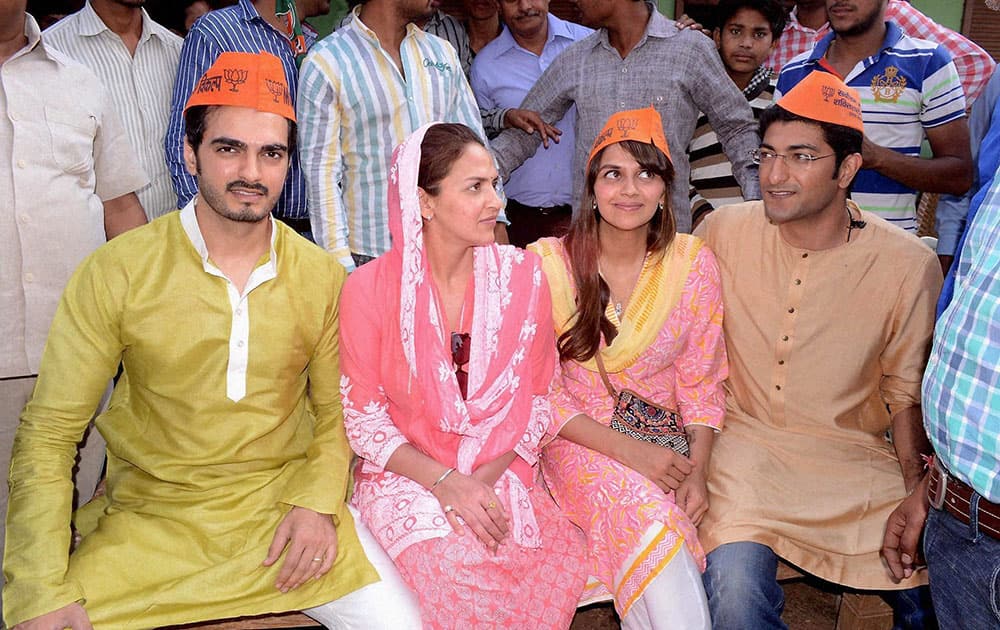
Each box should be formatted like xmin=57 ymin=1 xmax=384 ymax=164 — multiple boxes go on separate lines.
xmin=338 ymin=123 xmax=588 ymax=629
xmin=530 ymin=108 xmax=728 ymax=630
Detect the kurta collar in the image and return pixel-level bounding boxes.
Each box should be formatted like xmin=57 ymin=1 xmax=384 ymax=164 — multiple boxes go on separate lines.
xmin=179 ymin=198 xmax=279 ymax=292
xmin=773 ymin=199 xmax=870 ymax=253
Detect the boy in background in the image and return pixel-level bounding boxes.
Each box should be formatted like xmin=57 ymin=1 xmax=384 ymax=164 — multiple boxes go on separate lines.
xmin=688 ymin=0 xmax=786 ymax=228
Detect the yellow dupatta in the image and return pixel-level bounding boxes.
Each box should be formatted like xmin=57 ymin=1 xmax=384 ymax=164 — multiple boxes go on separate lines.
xmin=530 ymin=235 xmax=703 ymax=373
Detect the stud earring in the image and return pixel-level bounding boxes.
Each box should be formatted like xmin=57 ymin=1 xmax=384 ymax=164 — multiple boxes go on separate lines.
xmin=657 ymin=202 xmax=663 ymax=212
xmin=422 ymin=214 xmax=433 ymax=222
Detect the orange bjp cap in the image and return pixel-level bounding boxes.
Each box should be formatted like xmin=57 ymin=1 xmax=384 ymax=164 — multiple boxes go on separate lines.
xmin=588 ymin=107 xmax=672 ymax=169
xmin=184 ymin=51 xmax=296 ymax=122
xmin=776 ymin=71 xmax=864 ymax=133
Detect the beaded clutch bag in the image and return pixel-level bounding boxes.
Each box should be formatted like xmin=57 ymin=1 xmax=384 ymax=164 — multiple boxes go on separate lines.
xmin=609 ymin=389 xmax=690 ymax=457
xmin=595 ymin=353 xmax=690 ymax=457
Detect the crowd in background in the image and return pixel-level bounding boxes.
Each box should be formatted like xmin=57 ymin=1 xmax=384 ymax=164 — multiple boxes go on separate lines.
xmin=3 ymin=0 xmax=1000 ymax=629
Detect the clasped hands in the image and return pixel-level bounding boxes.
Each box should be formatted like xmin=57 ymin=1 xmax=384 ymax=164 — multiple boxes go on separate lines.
xmin=619 ymin=438 xmax=709 ymax=525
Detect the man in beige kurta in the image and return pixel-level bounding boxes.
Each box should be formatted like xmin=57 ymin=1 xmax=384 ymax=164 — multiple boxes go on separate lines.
xmin=695 ymin=71 xmax=943 ymax=629
xmin=3 ymin=52 xmax=420 ymax=629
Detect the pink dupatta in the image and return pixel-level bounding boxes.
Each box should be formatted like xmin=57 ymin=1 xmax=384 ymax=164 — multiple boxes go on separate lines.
xmin=342 ymin=123 xmax=554 ymax=556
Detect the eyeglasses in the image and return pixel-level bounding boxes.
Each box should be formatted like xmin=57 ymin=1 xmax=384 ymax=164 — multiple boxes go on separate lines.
xmin=451 ymin=332 xmax=470 ymax=400
xmin=751 ymin=148 xmax=836 ymax=170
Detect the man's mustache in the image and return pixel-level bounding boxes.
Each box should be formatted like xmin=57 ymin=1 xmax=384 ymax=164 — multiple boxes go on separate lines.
xmin=227 ymin=181 xmax=269 ymax=195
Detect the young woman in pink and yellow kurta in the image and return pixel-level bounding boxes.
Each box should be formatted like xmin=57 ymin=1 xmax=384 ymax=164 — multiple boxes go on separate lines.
xmin=529 ymin=108 xmax=728 ymax=630
xmin=339 ymin=123 xmax=588 ymax=629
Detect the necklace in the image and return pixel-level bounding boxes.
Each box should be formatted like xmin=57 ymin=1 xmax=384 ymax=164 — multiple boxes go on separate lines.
xmin=603 ymin=253 xmax=648 ymax=320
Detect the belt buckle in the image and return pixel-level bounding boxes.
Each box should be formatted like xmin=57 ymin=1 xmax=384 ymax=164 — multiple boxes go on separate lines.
xmin=929 ymin=459 xmax=949 ymax=510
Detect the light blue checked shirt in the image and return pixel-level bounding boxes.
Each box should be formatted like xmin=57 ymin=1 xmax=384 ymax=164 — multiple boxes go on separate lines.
xmin=165 ymin=0 xmax=312 ymax=220
xmin=923 ymin=167 xmax=1000 ymax=503
xmin=298 ymin=9 xmax=498 ymax=270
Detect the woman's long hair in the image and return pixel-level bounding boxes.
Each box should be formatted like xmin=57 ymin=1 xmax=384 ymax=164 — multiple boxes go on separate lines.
xmin=557 ymin=140 xmax=676 ymax=363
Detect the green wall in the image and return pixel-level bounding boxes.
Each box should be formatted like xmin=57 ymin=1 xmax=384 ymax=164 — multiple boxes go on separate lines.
xmin=910 ymin=0 xmax=963 ymax=31
xmin=306 ymin=0 xmax=348 ymax=39
xmin=659 ymin=0 xmax=676 ymax=19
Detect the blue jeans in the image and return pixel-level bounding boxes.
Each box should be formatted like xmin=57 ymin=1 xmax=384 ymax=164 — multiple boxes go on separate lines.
xmin=704 ymin=541 xmax=935 ymax=630
xmin=703 ymin=542 xmax=787 ymax=630
xmin=924 ymin=504 xmax=1000 ymax=629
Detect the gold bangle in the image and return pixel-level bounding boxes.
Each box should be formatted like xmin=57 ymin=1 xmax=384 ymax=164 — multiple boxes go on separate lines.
xmin=431 ymin=467 xmax=456 ymax=491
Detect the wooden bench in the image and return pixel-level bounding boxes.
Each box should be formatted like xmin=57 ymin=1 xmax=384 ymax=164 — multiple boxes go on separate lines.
xmin=165 ymin=612 xmax=320 ymax=629
xmin=778 ymin=560 xmax=893 ymax=630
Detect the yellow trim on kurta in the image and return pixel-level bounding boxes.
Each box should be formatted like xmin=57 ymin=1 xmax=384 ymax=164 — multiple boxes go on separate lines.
xmin=617 ymin=530 xmax=684 ymax=617
xmin=529 ymin=235 xmax=703 ymax=373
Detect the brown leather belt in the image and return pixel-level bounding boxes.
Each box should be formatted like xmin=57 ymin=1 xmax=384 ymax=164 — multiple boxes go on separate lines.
xmin=927 ymin=461 xmax=1000 ymax=540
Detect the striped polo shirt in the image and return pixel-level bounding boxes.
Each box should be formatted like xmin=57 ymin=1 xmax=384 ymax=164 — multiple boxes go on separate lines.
xmin=777 ymin=21 xmax=966 ymax=232
xmin=298 ymin=8 xmax=493 ymax=269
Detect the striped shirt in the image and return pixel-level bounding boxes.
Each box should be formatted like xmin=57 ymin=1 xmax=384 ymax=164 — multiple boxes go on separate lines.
xmin=777 ymin=22 xmax=967 ymax=232
xmin=424 ymin=11 xmax=472 ymax=77
xmin=298 ymin=9 xmax=492 ymax=269
xmin=337 ymin=10 xmax=472 ymax=76
xmin=923 ymin=166 xmax=1000 ymax=502
xmin=688 ymin=66 xmax=775 ymax=223
xmin=44 ymin=3 xmax=181 ymax=219
xmin=165 ymin=0 xmax=312 ymax=220
xmin=767 ymin=0 xmax=995 ymax=104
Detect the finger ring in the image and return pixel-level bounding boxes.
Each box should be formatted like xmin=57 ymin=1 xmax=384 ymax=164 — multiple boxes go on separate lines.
xmin=312 ymin=557 xmax=323 ymax=563
xmin=444 ymin=504 xmax=455 ymax=513
xmin=487 ymin=501 xmax=497 ymax=509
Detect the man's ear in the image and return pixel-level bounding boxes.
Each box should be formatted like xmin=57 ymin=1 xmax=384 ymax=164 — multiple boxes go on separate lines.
xmin=713 ymin=27 xmax=722 ymax=50
xmin=184 ymin=140 xmax=198 ymax=178
xmin=837 ymin=152 xmax=864 ymax=189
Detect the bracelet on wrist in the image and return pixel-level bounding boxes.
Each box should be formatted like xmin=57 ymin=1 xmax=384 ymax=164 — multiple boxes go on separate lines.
xmin=431 ymin=467 xmax=456 ymax=491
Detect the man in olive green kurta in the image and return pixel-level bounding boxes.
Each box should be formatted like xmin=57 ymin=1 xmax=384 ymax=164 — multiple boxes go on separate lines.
xmin=1 ymin=52 xmax=417 ymax=629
